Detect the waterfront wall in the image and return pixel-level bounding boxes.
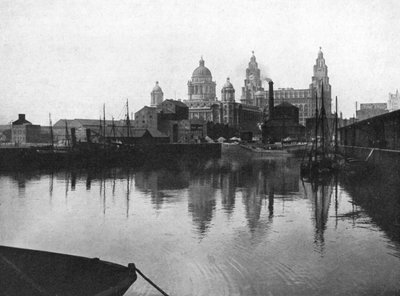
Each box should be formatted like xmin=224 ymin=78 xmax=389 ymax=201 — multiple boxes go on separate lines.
xmin=339 ymin=145 xmax=400 ymax=171
xmin=339 ymin=109 xmax=400 ymax=150
xmin=0 ymin=143 xmax=221 ymax=171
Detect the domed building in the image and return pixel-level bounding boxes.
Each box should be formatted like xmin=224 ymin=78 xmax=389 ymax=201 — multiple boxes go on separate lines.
xmin=150 ymin=81 xmax=164 ymax=107
xmin=184 ymin=57 xmax=220 ymax=123
xmin=220 ymin=78 xmax=240 ymax=126
xmin=187 ymin=57 xmax=216 ymax=102
xmin=183 ymin=56 xmax=265 ymax=138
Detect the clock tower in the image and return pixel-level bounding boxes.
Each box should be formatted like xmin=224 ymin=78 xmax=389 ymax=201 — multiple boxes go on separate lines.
xmin=310 ymin=47 xmax=332 ymax=115
xmin=241 ymin=51 xmax=263 ymax=106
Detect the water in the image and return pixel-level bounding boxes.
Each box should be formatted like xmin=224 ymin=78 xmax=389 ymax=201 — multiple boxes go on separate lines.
xmin=1 ymin=156 xmax=400 ymax=296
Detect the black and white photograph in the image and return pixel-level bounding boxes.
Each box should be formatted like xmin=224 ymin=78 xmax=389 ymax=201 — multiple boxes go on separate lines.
xmin=1 ymin=0 xmax=400 ymax=295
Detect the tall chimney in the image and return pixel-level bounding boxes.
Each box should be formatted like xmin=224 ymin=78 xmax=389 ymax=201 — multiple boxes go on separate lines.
xmin=268 ymin=80 xmax=274 ymax=119
xmin=18 ymin=114 xmax=25 ymax=121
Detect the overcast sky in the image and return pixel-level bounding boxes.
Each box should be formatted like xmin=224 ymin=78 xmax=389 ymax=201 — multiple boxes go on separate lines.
xmin=1 ymin=0 xmax=399 ymax=125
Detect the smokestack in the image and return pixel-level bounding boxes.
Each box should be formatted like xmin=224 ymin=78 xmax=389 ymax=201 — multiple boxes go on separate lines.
xmin=268 ymin=80 xmax=274 ymax=119
xmin=18 ymin=114 xmax=26 ymax=121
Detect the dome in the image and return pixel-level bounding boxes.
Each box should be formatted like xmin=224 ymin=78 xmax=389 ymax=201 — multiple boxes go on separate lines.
xmin=192 ymin=57 xmax=212 ymax=78
xmin=222 ymin=77 xmax=234 ymax=89
xmin=152 ymin=81 xmax=162 ymax=92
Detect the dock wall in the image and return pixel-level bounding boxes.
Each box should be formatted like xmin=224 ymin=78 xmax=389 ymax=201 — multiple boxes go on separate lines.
xmin=339 ymin=145 xmax=400 ymax=171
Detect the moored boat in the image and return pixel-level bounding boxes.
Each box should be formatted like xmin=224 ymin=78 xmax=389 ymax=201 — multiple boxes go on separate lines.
xmin=0 ymin=245 xmax=137 ymax=296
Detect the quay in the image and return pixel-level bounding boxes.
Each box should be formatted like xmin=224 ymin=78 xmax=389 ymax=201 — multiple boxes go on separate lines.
xmin=0 ymin=143 xmax=221 ymax=171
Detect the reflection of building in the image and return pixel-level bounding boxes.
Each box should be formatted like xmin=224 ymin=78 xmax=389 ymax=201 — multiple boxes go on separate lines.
xmin=187 ymin=175 xmax=217 ymax=235
xmin=356 ymin=103 xmax=388 ymax=121
xmin=304 ymin=182 xmax=332 ymax=249
xmin=135 ymin=170 xmax=190 ymax=210
xmin=388 ymin=90 xmax=400 ymax=112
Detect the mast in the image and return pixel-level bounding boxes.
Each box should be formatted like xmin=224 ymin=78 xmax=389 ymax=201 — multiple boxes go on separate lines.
xmin=65 ymin=119 xmax=70 ymax=147
xmin=126 ymin=99 xmax=131 ymax=138
xmin=103 ymin=103 xmax=106 ymax=146
xmin=111 ymin=117 xmax=116 ymax=140
xmin=49 ymin=113 xmax=54 ymax=148
xmin=320 ymin=82 xmax=326 ymax=159
xmin=314 ymin=92 xmax=318 ymax=153
xmin=335 ymin=96 xmax=338 ymax=156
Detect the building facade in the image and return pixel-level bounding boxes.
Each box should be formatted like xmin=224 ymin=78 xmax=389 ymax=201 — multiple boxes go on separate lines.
xmin=150 ymin=81 xmax=164 ymax=107
xmin=134 ymin=106 xmax=158 ymax=129
xmin=242 ymin=48 xmax=332 ymax=126
xmin=184 ymin=57 xmax=219 ymax=122
xmin=356 ymin=103 xmax=388 ymax=121
xmin=388 ymin=90 xmax=400 ymax=112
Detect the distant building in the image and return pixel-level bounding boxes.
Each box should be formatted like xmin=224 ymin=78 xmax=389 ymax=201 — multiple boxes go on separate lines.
xmin=242 ymin=48 xmax=332 ymax=126
xmin=11 ymin=114 xmax=44 ymax=145
xmin=356 ymin=103 xmax=388 ymax=121
xmin=134 ymin=106 xmax=158 ymax=129
xmin=53 ymin=118 xmax=125 ymax=144
xmin=184 ymin=57 xmax=220 ymax=122
xmin=262 ymin=84 xmax=305 ymax=143
xmin=0 ymin=125 xmax=11 ymax=143
xmin=388 ymin=90 xmax=400 ymax=112
xmin=183 ymin=57 xmax=262 ymax=136
xmin=150 ymin=81 xmax=164 ymax=107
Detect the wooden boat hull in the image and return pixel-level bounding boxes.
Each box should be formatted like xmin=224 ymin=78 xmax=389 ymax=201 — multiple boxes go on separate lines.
xmin=0 ymin=245 xmax=137 ymax=296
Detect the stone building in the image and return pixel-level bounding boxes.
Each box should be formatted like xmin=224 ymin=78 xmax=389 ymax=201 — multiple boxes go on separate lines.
xmin=184 ymin=57 xmax=219 ymax=122
xmin=388 ymin=90 xmax=400 ymax=112
xmin=262 ymin=83 xmax=305 ymax=142
xmin=183 ymin=57 xmax=262 ymax=137
xmin=11 ymin=114 xmax=42 ymax=145
xmin=150 ymin=81 xmax=164 ymax=107
xmin=243 ymin=48 xmax=332 ymax=126
xmin=134 ymin=106 xmax=158 ymax=129
xmin=241 ymin=51 xmax=264 ymax=107
xmin=356 ymin=103 xmax=388 ymax=121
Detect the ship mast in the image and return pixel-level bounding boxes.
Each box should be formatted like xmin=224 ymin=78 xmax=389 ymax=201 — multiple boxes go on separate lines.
xmin=126 ymin=99 xmax=131 ymax=139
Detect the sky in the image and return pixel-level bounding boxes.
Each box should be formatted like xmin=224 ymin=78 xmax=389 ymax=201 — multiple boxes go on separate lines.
xmin=1 ymin=0 xmax=400 ymax=125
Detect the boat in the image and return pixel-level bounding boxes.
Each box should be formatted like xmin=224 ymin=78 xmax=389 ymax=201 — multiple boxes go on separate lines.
xmin=0 ymin=245 xmax=137 ymax=296
xmin=301 ymin=85 xmax=339 ymax=178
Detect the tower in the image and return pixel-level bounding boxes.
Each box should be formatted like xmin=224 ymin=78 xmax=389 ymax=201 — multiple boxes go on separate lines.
xmin=241 ymin=51 xmax=263 ymax=106
xmin=150 ymin=81 xmax=164 ymax=107
xmin=310 ymin=47 xmax=332 ymax=115
xmin=187 ymin=57 xmax=216 ymax=102
xmin=220 ymin=78 xmax=238 ymax=126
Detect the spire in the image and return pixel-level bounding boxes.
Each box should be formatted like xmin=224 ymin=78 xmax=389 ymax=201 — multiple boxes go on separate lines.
xmin=318 ymin=46 xmax=323 ymax=58
xmin=199 ymin=56 xmax=204 ymax=67
xmin=250 ymin=50 xmax=256 ymax=63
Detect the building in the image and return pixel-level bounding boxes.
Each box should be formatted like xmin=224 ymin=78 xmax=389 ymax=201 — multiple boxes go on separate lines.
xmin=183 ymin=57 xmax=262 ymax=137
xmin=262 ymin=83 xmax=305 ymax=142
xmin=184 ymin=57 xmax=219 ymax=122
xmin=388 ymin=90 xmax=400 ymax=112
xmin=11 ymin=114 xmax=41 ymax=145
xmin=243 ymin=48 xmax=332 ymax=126
xmin=241 ymin=51 xmax=264 ymax=107
xmin=134 ymin=106 xmax=158 ymax=129
xmin=53 ymin=118 xmax=125 ymax=144
xmin=150 ymin=81 xmax=164 ymax=107
xmin=356 ymin=103 xmax=388 ymax=121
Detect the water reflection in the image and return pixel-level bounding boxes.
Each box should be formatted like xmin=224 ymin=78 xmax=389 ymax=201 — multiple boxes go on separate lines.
xmin=1 ymin=157 xmax=400 ymax=295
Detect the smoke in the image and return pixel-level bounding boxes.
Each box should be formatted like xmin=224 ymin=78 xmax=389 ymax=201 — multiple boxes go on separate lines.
xmin=263 ymin=77 xmax=272 ymax=83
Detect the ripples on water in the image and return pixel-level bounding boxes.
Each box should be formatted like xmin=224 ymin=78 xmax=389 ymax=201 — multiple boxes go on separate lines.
xmin=1 ymin=156 xmax=400 ymax=296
